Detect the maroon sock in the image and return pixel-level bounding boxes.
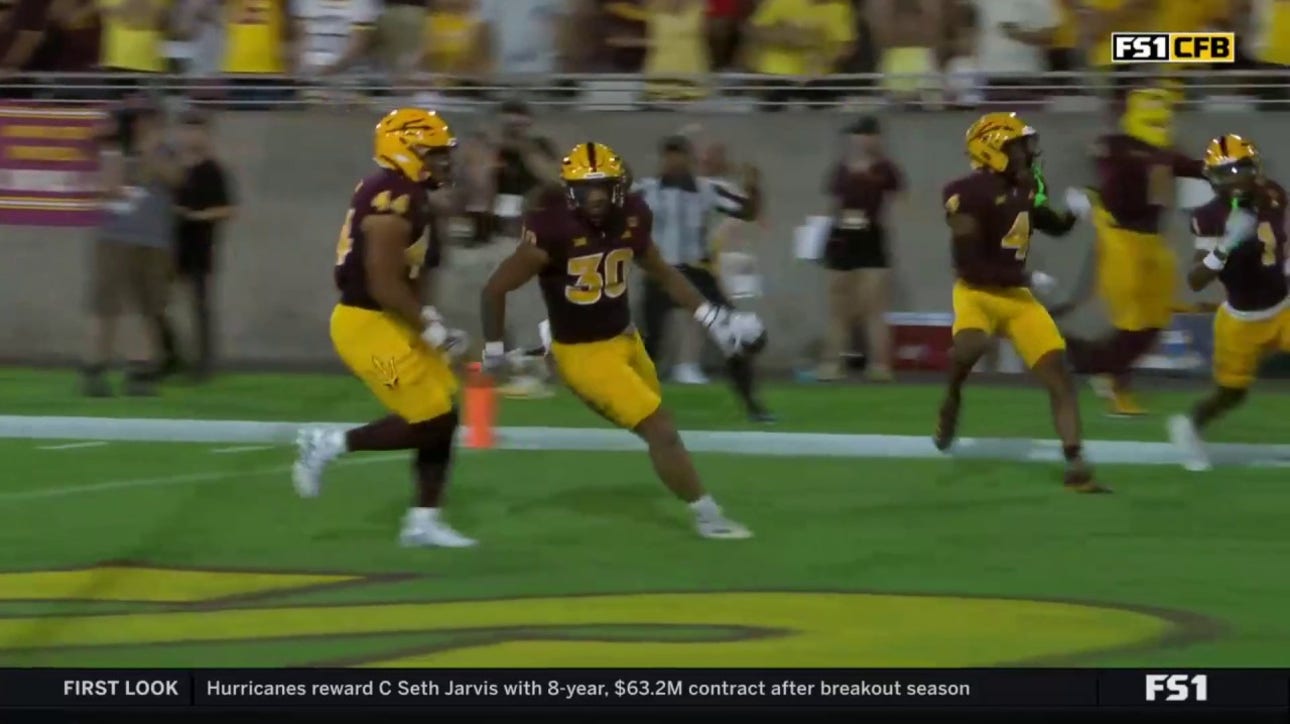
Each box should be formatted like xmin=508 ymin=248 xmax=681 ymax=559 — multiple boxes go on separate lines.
xmin=413 ymin=442 xmax=453 ymax=507
xmin=1109 ymin=328 xmax=1162 ymax=383
xmin=345 ymin=415 xmax=419 ymax=452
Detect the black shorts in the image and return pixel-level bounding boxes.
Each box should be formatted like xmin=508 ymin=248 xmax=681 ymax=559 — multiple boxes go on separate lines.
xmin=175 ymin=241 xmax=213 ymax=276
xmin=823 ymin=229 xmax=888 ymax=271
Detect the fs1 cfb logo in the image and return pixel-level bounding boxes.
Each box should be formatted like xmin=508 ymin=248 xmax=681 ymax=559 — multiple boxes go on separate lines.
xmin=1112 ymin=33 xmax=1236 ymax=63
xmin=1145 ymin=674 xmax=1209 ymax=702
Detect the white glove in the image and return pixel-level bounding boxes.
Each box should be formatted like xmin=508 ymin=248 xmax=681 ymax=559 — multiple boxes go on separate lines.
xmin=1029 ymin=270 xmax=1058 ymax=298
xmin=1063 ymin=187 xmax=1092 ymax=219
xmin=420 ymin=306 xmax=449 ymax=348
xmin=1219 ymin=208 xmax=1258 ymax=254
xmin=695 ymin=303 xmax=764 ymax=356
xmin=695 ymin=302 xmax=738 ymax=355
xmin=481 ymin=341 xmax=508 ymax=374
xmin=441 ymin=328 xmax=470 ymax=358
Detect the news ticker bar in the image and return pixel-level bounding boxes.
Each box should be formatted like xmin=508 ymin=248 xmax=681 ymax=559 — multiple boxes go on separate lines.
xmin=1 ymin=669 xmax=1289 ymax=709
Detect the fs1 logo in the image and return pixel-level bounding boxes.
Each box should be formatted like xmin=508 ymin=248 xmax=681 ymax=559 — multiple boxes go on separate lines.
xmin=1145 ymin=674 xmax=1209 ymax=702
xmin=1112 ymin=33 xmax=1236 ymax=63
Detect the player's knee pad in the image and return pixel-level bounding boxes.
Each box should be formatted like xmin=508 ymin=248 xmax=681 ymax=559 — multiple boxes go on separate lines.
xmin=408 ymin=408 xmax=459 ymax=450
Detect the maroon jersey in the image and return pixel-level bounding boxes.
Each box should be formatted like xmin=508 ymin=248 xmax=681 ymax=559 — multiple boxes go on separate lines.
xmin=942 ymin=170 xmax=1037 ymax=288
xmin=826 ymin=159 xmax=904 ymax=235
xmin=524 ymin=192 xmax=655 ymax=344
xmin=1191 ymin=180 xmax=1289 ymax=313
xmin=1092 ymin=133 xmax=1204 ymax=234
xmin=333 ymin=168 xmax=441 ymax=310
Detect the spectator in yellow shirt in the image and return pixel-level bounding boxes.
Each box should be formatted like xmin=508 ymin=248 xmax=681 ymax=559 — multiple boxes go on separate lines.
xmin=99 ymin=0 xmax=170 ymax=76
xmin=747 ymin=0 xmax=855 ymax=111
xmin=419 ymin=0 xmax=487 ymax=92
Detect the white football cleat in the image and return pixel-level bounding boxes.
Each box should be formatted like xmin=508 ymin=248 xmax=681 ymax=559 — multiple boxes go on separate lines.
xmin=696 ymin=516 xmax=753 ymax=540
xmin=292 ymin=427 xmax=345 ymax=498
xmin=399 ymin=522 xmax=478 ymax=548
xmin=1168 ymin=414 xmax=1212 ymax=472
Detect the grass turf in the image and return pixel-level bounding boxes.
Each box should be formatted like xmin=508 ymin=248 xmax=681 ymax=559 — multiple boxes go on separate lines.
xmin=0 ymin=368 xmax=1287 ymax=667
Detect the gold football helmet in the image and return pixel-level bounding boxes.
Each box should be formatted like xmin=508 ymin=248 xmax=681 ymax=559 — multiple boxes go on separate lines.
xmin=373 ymin=108 xmax=456 ymax=185
xmin=1203 ymin=133 xmax=1261 ymax=192
xmin=561 ymin=141 xmax=628 ymax=216
xmin=1121 ymin=86 xmax=1179 ymax=149
xmin=964 ymin=112 xmax=1036 ymax=173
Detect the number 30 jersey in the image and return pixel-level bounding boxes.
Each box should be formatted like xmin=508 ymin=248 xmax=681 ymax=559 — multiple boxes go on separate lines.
xmin=334 ymin=168 xmax=441 ymax=310
xmin=942 ymin=170 xmax=1038 ymax=289
xmin=523 ymin=190 xmax=655 ymax=344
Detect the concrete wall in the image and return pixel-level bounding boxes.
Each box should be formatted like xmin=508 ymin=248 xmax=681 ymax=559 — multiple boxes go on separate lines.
xmin=0 ymin=109 xmax=1258 ymax=369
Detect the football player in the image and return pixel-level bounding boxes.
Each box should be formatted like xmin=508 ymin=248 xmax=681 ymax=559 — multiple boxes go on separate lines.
xmin=292 ymin=108 xmax=475 ymax=548
xmin=1168 ymin=134 xmax=1288 ymax=471
xmin=480 ymin=142 xmax=761 ymax=539
xmin=1063 ymin=84 xmax=1206 ymax=416
xmin=936 ymin=112 xmax=1107 ymax=493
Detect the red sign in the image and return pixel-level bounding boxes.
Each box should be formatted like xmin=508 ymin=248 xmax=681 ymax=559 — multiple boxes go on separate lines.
xmin=0 ymin=105 xmax=104 ymax=227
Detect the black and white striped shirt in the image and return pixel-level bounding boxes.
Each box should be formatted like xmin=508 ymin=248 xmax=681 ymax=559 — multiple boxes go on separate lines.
xmin=632 ymin=175 xmax=754 ymax=266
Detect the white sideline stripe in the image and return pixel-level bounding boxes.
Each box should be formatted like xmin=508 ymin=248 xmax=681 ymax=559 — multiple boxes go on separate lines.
xmin=36 ymin=441 xmax=108 ymax=451
xmin=0 ymin=452 xmax=407 ymax=505
xmin=210 ymin=445 xmax=275 ymax=454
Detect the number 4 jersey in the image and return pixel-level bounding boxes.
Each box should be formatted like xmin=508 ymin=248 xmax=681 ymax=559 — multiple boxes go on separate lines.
xmin=1191 ymin=180 xmax=1289 ymax=314
xmin=523 ymin=191 xmax=655 ymax=344
xmin=942 ymin=170 xmax=1038 ymax=289
xmin=334 ymin=168 xmax=441 ymax=310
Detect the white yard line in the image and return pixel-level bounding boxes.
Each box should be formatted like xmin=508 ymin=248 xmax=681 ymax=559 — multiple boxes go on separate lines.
xmin=36 ymin=441 xmax=108 ymax=451
xmin=210 ymin=445 xmax=276 ymax=455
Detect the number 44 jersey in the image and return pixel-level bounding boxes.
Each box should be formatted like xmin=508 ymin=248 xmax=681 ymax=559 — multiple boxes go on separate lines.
xmin=523 ymin=191 xmax=655 ymax=344
xmin=334 ymin=168 xmax=441 ymax=310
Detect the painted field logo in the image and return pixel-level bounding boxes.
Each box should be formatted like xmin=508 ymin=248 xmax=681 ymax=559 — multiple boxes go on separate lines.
xmin=0 ymin=566 xmax=1204 ymax=667
xmin=1112 ymin=33 xmax=1236 ymax=64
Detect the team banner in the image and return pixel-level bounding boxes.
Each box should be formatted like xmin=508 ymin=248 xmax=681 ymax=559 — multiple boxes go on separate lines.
xmin=2 ymin=669 xmax=1288 ymax=710
xmin=0 ymin=105 xmax=104 ymax=227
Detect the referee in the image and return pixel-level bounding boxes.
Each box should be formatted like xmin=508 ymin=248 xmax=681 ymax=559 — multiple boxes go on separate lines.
xmin=633 ymin=135 xmax=772 ymax=423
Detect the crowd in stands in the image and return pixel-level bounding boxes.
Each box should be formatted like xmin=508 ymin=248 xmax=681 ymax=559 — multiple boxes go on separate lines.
xmin=1 ymin=0 xmax=1289 ymax=105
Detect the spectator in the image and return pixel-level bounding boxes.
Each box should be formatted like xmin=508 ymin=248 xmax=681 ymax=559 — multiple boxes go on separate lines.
xmin=942 ymin=2 xmax=982 ymax=106
xmin=419 ymin=0 xmax=487 ymax=91
xmin=705 ymin=0 xmax=743 ymax=70
xmin=868 ymin=0 xmax=940 ymax=106
xmin=476 ymin=0 xmax=571 ymax=80
xmin=1252 ymin=0 xmax=1290 ymax=107
xmin=221 ymin=0 xmax=295 ymax=107
xmin=163 ymin=111 xmax=236 ymax=381
xmin=375 ymin=0 xmax=428 ymax=81
xmin=492 ymin=99 xmax=559 ymax=237
xmin=639 ymin=0 xmax=710 ymax=101
xmin=174 ymin=0 xmax=223 ymax=77
xmin=603 ymin=0 xmax=648 ymax=71
xmin=0 ymin=0 xmax=50 ymax=79
xmin=1046 ymin=0 xmax=1080 ymax=74
xmin=818 ymin=116 xmax=903 ymax=383
xmin=83 ymin=102 xmax=180 ymax=398
xmin=973 ymin=0 xmax=1058 ymax=99
xmin=746 ymin=0 xmax=856 ymax=111
xmin=291 ymin=0 xmax=376 ymax=78
xmin=0 ymin=0 xmax=98 ymax=99
xmin=99 ymin=0 xmax=169 ymax=79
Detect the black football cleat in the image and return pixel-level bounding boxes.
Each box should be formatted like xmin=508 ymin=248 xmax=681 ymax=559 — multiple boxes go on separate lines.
xmin=81 ymin=373 xmax=113 ymax=398
xmin=748 ymin=406 xmax=777 ymax=425
xmin=1063 ymin=461 xmax=1111 ymax=494
xmin=933 ymin=394 xmax=961 ymax=452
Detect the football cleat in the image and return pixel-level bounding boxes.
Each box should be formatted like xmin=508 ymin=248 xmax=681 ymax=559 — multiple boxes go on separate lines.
xmin=292 ymin=428 xmax=344 ymax=499
xmin=1063 ymin=459 xmax=1111 ymax=493
xmin=696 ymin=516 xmax=753 ymax=540
xmin=399 ymin=522 xmax=478 ymax=548
xmin=1168 ymin=414 xmax=1212 ymax=472
xmin=671 ymin=364 xmax=710 ymax=385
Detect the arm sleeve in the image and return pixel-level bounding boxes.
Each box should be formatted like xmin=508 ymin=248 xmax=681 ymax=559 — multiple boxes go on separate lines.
xmin=1172 ymin=152 xmax=1206 ymax=179
xmin=703 ymin=178 xmax=755 ymax=219
xmin=631 ymin=203 xmax=656 ymax=256
xmin=1031 ymin=203 xmax=1077 ymax=236
xmin=883 ymin=161 xmax=906 ymax=194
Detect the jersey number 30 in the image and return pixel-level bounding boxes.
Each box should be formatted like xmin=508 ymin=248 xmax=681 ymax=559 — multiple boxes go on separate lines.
xmin=566 ymin=249 xmax=634 ymax=305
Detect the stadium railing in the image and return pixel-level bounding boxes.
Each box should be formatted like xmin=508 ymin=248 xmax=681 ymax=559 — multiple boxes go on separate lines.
xmin=2 ymin=69 xmax=1288 ymax=110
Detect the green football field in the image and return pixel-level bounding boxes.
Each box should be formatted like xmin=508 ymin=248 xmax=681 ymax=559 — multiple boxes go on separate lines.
xmin=1 ymin=367 xmax=1288 ymax=668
